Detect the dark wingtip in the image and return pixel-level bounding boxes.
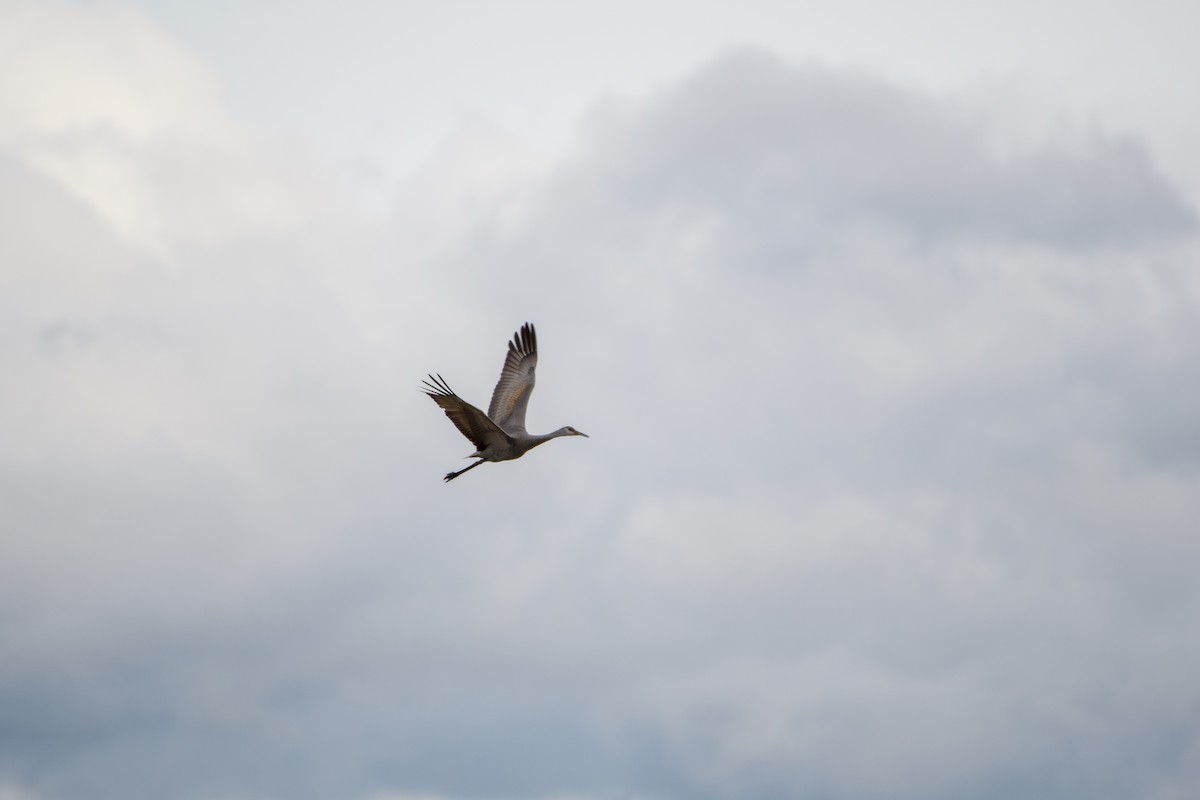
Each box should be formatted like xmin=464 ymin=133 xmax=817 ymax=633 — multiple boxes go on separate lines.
xmin=421 ymin=373 xmax=456 ymax=397
xmin=513 ymin=322 xmax=536 ymax=356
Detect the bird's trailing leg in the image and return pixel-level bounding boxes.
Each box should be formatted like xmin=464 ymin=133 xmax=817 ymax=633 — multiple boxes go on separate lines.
xmin=444 ymin=459 xmax=485 ymax=482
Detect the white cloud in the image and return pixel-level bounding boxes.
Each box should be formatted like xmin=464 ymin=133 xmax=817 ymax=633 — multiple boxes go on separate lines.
xmin=0 ymin=1 xmax=227 ymax=140
xmin=0 ymin=0 xmax=339 ymax=256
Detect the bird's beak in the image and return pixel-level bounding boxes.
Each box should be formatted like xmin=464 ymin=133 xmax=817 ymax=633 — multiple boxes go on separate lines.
xmin=576 ymin=431 xmax=589 ymax=437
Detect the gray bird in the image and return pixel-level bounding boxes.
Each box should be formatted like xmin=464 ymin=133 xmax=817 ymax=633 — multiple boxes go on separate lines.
xmin=422 ymin=323 xmax=588 ymax=482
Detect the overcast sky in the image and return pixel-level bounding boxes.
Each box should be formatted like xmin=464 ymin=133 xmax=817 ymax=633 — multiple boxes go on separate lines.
xmin=3 ymin=2 xmax=1200 ymax=799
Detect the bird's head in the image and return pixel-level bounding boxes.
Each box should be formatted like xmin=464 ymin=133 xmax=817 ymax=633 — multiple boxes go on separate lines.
xmin=558 ymin=426 xmax=589 ymax=438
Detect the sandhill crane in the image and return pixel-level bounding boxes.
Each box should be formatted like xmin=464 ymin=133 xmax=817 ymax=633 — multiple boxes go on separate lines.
xmin=422 ymin=323 xmax=588 ymax=482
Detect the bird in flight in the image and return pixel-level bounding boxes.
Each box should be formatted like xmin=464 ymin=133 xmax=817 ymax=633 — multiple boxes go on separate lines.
xmin=422 ymin=323 xmax=588 ymax=482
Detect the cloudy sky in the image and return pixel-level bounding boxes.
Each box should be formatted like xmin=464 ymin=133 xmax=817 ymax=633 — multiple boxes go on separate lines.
xmin=3 ymin=1 xmax=1200 ymax=799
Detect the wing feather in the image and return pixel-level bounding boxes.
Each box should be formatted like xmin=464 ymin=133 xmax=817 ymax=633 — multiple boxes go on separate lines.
xmin=422 ymin=374 xmax=512 ymax=452
xmin=488 ymin=322 xmax=538 ymax=434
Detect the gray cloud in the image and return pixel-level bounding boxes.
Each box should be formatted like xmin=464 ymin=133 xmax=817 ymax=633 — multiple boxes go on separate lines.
xmin=521 ymin=49 xmax=1195 ymax=265
xmin=2 ymin=30 xmax=1199 ymax=800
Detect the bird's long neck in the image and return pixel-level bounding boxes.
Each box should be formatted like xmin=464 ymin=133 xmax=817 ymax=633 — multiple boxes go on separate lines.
xmin=527 ymin=428 xmax=570 ymax=448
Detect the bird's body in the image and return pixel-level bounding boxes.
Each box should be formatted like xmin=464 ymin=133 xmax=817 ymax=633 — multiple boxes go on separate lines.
xmin=422 ymin=323 xmax=588 ymax=481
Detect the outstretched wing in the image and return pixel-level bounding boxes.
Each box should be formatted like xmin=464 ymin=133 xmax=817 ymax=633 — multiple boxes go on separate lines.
xmin=422 ymin=374 xmax=512 ymax=452
xmin=488 ymin=322 xmax=538 ymax=434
